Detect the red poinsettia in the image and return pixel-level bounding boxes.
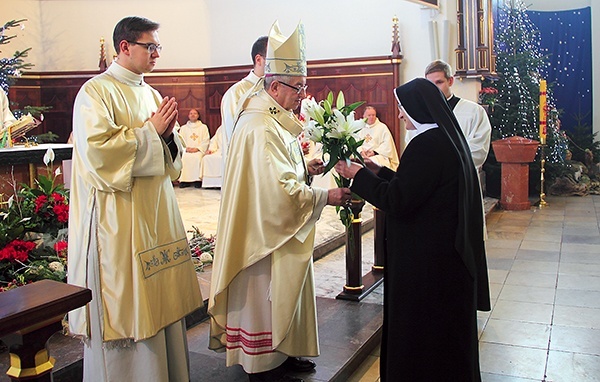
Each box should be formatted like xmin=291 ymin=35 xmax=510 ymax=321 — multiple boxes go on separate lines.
xmin=54 ymin=240 xmax=68 ymax=258
xmin=0 ymin=239 xmax=36 ymax=263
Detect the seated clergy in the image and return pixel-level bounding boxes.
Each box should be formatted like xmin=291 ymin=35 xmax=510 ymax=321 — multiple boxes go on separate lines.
xmin=201 ymin=125 xmax=223 ymax=188
xmin=178 ymin=108 xmax=210 ymax=188
xmin=358 ymin=106 xmax=399 ymax=170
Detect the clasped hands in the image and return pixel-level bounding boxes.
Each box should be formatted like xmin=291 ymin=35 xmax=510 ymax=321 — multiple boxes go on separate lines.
xmin=150 ymin=96 xmax=179 ymax=139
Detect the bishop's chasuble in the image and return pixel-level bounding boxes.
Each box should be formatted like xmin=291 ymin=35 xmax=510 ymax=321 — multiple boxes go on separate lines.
xmin=68 ymin=62 xmax=202 ymax=381
xmin=208 ymin=89 xmax=328 ymax=373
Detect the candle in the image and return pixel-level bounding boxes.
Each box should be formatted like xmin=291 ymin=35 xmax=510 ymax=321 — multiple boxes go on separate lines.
xmin=539 ymin=79 xmax=547 ymax=144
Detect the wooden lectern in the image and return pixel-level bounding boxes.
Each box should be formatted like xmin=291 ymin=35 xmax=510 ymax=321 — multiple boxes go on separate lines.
xmin=0 ymin=280 xmax=91 ymax=382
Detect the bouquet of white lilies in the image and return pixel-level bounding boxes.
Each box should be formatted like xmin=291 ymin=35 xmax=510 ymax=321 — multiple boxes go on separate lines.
xmin=301 ymin=91 xmax=365 ymax=229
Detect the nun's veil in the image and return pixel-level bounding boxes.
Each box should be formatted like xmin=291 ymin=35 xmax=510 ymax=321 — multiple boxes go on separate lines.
xmin=394 ymin=78 xmax=490 ymax=311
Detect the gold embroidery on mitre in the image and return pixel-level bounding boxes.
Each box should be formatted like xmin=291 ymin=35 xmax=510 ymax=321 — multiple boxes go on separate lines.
xmin=265 ymin=20 xmax=307 ymax=76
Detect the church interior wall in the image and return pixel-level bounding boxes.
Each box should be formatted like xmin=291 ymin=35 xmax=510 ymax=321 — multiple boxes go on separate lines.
xmin=1 ymin=0 xmax=597 ymax=136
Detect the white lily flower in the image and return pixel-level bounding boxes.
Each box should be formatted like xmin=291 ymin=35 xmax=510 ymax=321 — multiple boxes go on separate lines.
xmin=43 ymin=148 xmax=55 ymax=166
xmin=304 ymin=121 xmax=324 ymax=142
xmin=326 ymin=110 xmax=364 ymax=139
xmin=55 ymin=167 xmax=62 ymax=176
xmin=302 ymin=97 xmax=326 ymax=126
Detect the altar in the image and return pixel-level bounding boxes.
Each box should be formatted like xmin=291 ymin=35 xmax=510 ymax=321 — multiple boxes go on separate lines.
xmin=0 ymin=144 xmax=72 ymax=200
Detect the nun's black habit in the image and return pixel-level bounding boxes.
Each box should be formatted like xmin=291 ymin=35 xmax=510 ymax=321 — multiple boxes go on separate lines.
xmin=350 ymin=78 xmax=490 ymax=381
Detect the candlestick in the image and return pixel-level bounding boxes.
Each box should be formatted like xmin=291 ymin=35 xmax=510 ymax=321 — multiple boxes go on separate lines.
xmin=539 ymin=79 xmax=547 ymax=145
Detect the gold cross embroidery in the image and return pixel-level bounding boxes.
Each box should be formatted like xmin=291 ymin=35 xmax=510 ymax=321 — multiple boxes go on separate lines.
xmin=190 ymin=133 xmax=199 ymax=141
xmin=364 ymin=134 xmax=373 ymax=143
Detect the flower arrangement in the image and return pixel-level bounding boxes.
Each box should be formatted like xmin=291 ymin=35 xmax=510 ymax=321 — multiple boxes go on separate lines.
xmin=187 ymin=226 xmax=215 ymax=272
xmin=479 ymin=86 xmax=499 ymax=109
xmin=0 ymin=148 xmax=69 ymax=291
xmin=301 ymin=91 xmax=365 ymax=228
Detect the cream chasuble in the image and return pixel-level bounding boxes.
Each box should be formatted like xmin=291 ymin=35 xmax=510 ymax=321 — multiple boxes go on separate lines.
xmin=208 ymin=89 xmax=328 ymax=373
xmin=68 ymin=62 xmax=203 ymax=347
xmin=220 ymin=70 xmax=262 ymax=174
xmin=201 ymin=126 xmax=223 ymax=188
xmin=179 ymin=120 xmax=210 ymax=182
xmin=358 ymin=118 xmax=399 ymax=170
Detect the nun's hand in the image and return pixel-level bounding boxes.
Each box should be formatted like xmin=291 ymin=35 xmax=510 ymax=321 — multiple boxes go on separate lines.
xmin=362 ymin=157 xmax=382 ymax=175
xmin=335 ymin=160 xmax=362 ymax=179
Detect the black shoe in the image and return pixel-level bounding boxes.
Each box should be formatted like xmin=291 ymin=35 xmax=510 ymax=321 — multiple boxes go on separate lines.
xmin=281 ymin=357 xmax=316 ymax=372
xmin=194 ymin=181 xmax=203 ymax=188
xmin=179 ymin=182 xmax=190 ymax=188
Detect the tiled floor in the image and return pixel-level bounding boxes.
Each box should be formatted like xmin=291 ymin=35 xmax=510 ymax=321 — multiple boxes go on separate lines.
xmin=181 ymin=190 xmax=600 ymax=381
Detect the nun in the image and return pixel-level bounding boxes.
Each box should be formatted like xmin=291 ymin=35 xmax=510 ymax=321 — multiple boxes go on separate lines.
xmin=335 ymin=78 xmax=491 ymax=381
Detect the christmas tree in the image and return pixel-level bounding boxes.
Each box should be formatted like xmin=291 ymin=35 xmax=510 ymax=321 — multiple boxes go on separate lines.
xmin=0 ymin=19 xmax=33 ymax=95
xmin=483 ymin=0 xmax=567 ymax=195
xmin=1 ymin=19 xmax=53 ymax=142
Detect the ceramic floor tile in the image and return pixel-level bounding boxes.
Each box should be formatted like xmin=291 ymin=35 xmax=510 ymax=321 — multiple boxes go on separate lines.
xmin=485 ymin=238 xmax=522 ymax=250
xmin=481 ymin=373 xmax=540 ymax=381
xmin=560 ymin=251 xmax=600 ymax=265
xmin=562 ymin=226 xmax=600 ymax=236
xmin=480 ymin=318 xmax=551 ymax=349
xmin=490 ymin=300 xmax=554 ymax=324
xmin=528 ymin=215 xmax=564 ymax=224
xmin=560 ymin=242 xmax=600 ymax=255
xmin=519 ymin=240 xmax=562 ymax=252
xmin=555 ymin=289 xmax=600 ymax=309
xmin=487 ymin=258 xmax=515 ymax=271
xmin=497 ymin=284 xmax=556 ymax=305
xmin=515 ymin=249 xmax=560 ymax=262
xmin=550 ymin=326 xmax=600 ymax=354
xmin=552 ymin=305 xmax=600 ymax=329
xmin=489 ymin=282 xmax=503 ymax=302
xmin=479 ymin=342 xmax=547 ymax=380
xmin=561 ymin=234 xmax=600 ymax=245
xmin=558 ymin=262 xmax=600 ymax=276
xmin=522 ymin=233 xmax=563 ymax=243
xmin=510 ymin=259 xmax=559 ymax=274
xmin=487 ymin=247 xmax=519 ymax=259
xmin=524 ymin=226 xmax=564 ymax=236
xmin=546 ymin=351 xmax=600 ymax=382
xmin=487 ymin=231 xmax=527 ymax=241
xmin=504 ymin=271 xmax=557 ymax=289
xmin=487 ymin=266 xmax=509 ymax=282
xmin=557 ymin=274 xmax=600 ymax=291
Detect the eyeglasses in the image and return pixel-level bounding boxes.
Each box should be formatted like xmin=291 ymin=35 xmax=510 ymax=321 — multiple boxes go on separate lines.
xmin=128 ymin=41 xmax=162 ymax=54
xmin=278 ymin=81 xmax=308 ymax=94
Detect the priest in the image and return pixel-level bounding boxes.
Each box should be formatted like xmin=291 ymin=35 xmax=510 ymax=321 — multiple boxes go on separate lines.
xmin=178 ymin=108 xmax=210 ymax=188
xmin=358 ymin=105 xmax=399 ymax=170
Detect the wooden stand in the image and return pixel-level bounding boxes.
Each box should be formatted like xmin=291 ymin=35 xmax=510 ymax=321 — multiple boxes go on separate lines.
xmin=0 ymin=280 xmax=91 ymax=382
xmin=372 ymin=207 xmax=386 ymax=273
xmin=337 ymin=200 xmax=384 ymax=302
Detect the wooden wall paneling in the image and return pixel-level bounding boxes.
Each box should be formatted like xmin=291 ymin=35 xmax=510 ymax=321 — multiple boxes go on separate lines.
xmin=7 ymin=57 xmax=401 ymax=147
xmin=203 ymin=66 xmax=252 ymax=136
